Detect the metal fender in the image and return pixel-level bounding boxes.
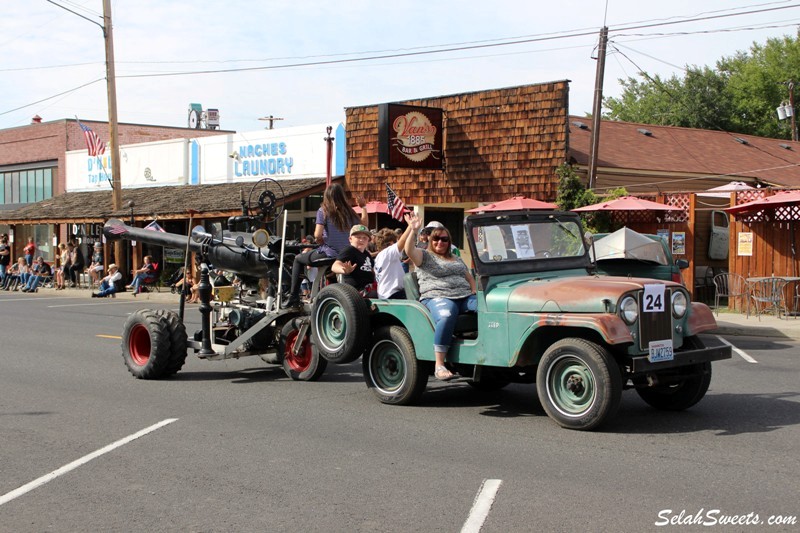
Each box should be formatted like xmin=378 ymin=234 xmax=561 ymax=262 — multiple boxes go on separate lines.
xmin=685 ymin=302 xmax=718 ymax=336
xmin=369 ymin=300 xmax=436 ymax=360
xmin=510 ymin=313 xmax=634 ymax=365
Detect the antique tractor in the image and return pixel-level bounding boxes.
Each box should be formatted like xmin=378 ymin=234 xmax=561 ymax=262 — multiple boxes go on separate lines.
xmin=103 ymin=179 xmax=328 ymax=382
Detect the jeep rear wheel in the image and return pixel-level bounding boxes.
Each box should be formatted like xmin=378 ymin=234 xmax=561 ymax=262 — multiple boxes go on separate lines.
xmin=536 ymin=338 xmax=622 ymax=430
xmin=363 ymin=326 xmax=430 ymax=405
xmin=636 ymin=362 xmax=711 ymax=411
xmin=279 ymin=318 xmax=327 ymax=381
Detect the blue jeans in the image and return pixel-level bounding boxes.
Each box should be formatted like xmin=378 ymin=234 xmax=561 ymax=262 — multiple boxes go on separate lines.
xmin=422 ymin=295 xmax=477 ymax=352
xmin=25 ymin=275 xmax=43 ymax=291
xmin=130 ymin=273 xmax=153 ymax=292
xmin=96 ymin=279 xmax=116 ymax=297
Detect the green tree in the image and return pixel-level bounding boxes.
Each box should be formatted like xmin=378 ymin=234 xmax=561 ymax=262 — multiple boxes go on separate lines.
xmin=604 ymin=31 xmax=800 ymax=139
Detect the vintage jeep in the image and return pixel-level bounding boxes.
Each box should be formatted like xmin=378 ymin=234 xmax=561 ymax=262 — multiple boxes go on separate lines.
xmin=315 ymin=210 xmax=731 ymax=430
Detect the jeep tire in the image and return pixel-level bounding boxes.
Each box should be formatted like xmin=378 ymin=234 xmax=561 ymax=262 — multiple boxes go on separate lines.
xmin=364 ymin=326 xmax=431 ymax=405
xmin=536 ymin=338 xmax=622 ymax=430
xmin=636 ymin=361 xmax=711 ymax=411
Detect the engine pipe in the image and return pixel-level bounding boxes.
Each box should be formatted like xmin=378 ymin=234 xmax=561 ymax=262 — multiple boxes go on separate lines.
xmin=103 ymin=218 xmax=301 ymax=279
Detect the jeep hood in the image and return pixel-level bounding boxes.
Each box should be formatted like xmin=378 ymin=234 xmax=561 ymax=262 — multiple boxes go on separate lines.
xmin=505 ymin=276 xmax=673 ymax=314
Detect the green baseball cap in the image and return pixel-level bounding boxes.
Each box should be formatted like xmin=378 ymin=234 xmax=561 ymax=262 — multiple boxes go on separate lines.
xmin=350 ymin=224 xmax=371 ymax=237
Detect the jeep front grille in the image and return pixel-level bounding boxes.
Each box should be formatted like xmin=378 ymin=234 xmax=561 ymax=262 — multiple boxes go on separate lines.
xmin=637 ymin=289 xmax=673 ymax=351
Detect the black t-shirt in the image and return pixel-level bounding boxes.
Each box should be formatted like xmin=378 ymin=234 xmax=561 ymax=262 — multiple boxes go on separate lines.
xmin=0 ymin=244 xmax=9 ymax=266
xmin=337 ymin=245 xmax=374 ymax=290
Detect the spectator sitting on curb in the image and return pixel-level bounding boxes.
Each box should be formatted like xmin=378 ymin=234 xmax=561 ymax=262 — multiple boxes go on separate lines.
xmin=92 ymin=264 xmax=122 ymax=298
xmin=3 ymin=257 xmax=27 ymax=291
xmin=21 ymin=256 xmax=52 ymax=292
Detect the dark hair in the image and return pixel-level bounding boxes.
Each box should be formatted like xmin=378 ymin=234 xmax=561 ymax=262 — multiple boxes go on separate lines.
xmin=322 ymin=183 xmax=359 ymax=232
xmin=428 ymin=228 xmax=452 ymax=258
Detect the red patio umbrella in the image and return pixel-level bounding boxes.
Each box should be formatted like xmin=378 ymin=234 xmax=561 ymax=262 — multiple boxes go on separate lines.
xmin=353 ymin=201 xmax=389 ymax=214
xmin=724 ymin=189 xmax=800 ymax=216
xmin=572 ymin=196 xmax=681 ymax=212
xmin=466 ymin=196 xmax=557 ymax=213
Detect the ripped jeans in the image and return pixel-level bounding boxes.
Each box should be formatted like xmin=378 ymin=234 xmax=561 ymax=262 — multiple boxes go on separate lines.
xmin=421 ymin=295 xmax=477 ymax=353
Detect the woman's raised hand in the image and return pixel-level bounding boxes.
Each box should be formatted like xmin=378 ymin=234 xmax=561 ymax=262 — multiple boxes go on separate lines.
xmin=407 ymin=212 xmax=422 ymax=231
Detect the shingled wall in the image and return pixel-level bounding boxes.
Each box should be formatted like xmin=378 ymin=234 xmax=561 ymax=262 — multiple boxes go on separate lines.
xmin=345 ymin=81 xmax=570 ymax=205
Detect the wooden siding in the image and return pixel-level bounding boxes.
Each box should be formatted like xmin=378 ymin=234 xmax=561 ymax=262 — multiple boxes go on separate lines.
xmin=345 ymin=82 xmax=569 ymax=205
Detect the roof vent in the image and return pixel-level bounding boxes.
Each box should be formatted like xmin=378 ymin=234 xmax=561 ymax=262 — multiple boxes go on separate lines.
xmin=734 ymin=137 xmax=749 ymax=145
xmin=637 ymin=128 xmax=653 ymax=136
xmin=571 ymin=121 xmax=589 ymax=130
xmin=779 ymin=143 xmax=792 ymax=150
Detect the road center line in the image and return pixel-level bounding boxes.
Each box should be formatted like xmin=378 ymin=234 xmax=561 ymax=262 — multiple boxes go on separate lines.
xmin=46 ymin=301 xmax=130 ymax=308
xmin=715 ymin=335 xmax=758 ymax=364
xmin=461 ymin=479 xmax=502 ymax=533
xmin=0 ymin=418 xmax=178 ymax=507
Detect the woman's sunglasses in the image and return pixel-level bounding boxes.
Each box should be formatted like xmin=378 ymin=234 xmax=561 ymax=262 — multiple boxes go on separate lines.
xmin=431 ymin=235 xmax=450 ymax=243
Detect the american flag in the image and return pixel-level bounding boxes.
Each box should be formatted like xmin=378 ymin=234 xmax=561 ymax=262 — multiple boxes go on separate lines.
xmin=145 ymin=221 xmax=165 ymax=232
xmin=77 ymin=119 xmax=106 ymax=157
xmin=386 ymin=183 xmax=406 ymax=221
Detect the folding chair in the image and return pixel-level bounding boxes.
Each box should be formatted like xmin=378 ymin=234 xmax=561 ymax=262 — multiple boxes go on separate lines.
xmin=712 ymin=273 xmax=748 ymax=315
xmin=749 ymin=278 xmax=788 ymax=320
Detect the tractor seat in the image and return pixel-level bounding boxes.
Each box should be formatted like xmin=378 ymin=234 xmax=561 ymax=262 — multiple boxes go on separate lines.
xmin=309 ymin=256 xmax=337 ymax=268
xmin=403 ymin=272 xmax=477 ymax=334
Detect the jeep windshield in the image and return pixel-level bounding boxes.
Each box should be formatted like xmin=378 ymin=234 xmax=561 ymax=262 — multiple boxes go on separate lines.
xmin=467 ymin=211 xmax=591 ymax=275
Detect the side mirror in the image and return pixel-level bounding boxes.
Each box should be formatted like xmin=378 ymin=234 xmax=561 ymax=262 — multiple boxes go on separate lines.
xmin=676 ymin=259 xmax=690 ymax=270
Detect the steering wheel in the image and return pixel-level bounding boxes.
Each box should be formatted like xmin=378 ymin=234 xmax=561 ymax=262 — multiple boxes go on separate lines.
xmin=247 ymin=178 xmax=285 ymax=223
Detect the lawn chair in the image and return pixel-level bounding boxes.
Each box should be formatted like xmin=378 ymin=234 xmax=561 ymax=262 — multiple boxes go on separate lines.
xmin=749 ymin=278 xmax=788 ymax=320
xmin=138 ymin=261 xmax=161 ymax=293
xmin=712 ymin=272 xmax=748 ymax=315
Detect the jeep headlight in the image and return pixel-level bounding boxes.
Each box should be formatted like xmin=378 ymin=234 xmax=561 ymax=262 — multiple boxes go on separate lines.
xmin=672 ymin=291 xmax=688 ymax=318
xmin=620 ymin=296 xmax=638 ymax=324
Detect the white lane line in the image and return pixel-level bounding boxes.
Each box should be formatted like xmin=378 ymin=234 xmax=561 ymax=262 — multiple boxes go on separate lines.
xmin=461 ymin=479 xmax=503 ymax=533
xmin=715 ymin=335 xmax=758 ymax=364
xmin=0 ymin=418 xmax=178 ymax=507
xmin=46 ymin=301 xmax=131 ymax=308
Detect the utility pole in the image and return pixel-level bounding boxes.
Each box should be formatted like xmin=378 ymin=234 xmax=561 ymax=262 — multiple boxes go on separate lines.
xmin=258 ymin=115 xmax=284 ymax=129
xmin=588 ymin=26 xmax=608 ymax=191
xmin=102 ymin=0 xmax=126 ymax=277
xmin=790 ymin=81 xmax=798 ymax=142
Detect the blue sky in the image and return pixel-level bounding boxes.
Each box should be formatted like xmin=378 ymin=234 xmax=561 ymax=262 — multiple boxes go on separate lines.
xmin=2 ymin=1 xmax=799 ymax=133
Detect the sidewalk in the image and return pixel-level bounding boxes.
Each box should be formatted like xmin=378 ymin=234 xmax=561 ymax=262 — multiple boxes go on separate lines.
xmin=710 ymin=310 xmax=800 ymax=340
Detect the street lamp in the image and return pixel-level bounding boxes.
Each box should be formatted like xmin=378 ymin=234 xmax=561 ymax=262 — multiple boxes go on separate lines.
xmin=126 ymin=200 xmax=135 ymax=281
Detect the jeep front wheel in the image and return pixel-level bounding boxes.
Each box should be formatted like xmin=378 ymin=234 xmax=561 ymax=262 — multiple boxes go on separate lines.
xmin=536 ymin=338 xmax=622 ymax=430
xmin=636 ymin=362 xmax=711 ymax=411
xmin=363 ymin=326 xmax=430 ymax=405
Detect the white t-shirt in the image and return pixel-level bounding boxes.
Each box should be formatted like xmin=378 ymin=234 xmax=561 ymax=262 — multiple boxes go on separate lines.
xmin=374 ymin=244 xmax=405 ymax=299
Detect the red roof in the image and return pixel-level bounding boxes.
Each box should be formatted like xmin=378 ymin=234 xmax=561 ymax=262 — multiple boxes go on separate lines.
xmin=568 ymin=117 xmax=800 ymax=188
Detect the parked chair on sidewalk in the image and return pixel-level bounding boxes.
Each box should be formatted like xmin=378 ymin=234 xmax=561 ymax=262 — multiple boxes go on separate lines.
xmin=712 ymin=273 xmax=749 ymax=315
xmin=749 ymin=278 xmax=788 ymax=320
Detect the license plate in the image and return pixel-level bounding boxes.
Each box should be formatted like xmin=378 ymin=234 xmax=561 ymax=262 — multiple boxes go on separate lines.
xmin=648 ymin=339 xmax=674 ymax=363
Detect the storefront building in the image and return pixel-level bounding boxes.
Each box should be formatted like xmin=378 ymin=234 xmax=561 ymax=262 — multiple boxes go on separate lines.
xmin=0 ymin=117 xmax=231 ymax=262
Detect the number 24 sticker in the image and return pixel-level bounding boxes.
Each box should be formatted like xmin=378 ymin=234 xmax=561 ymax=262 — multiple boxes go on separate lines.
xmin=643 ymin=284 xmax=666 ymax=313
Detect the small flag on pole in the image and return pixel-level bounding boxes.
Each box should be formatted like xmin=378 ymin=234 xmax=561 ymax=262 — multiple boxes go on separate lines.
xmin=76 ymin=118 xmax=106 ymax=157
xmin=144 ymin=221 xmax=165 ymax=232
xmin=386 ymin=183 xmax=406 ymax=221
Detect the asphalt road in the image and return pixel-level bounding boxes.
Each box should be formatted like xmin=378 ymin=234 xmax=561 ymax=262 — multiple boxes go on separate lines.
xmin=1 ymin=292 xmax=798 ymax=532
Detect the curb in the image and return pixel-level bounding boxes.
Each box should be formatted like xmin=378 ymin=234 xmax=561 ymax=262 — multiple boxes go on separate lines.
xmin=711 ymin=323 xmax=799 ymax=340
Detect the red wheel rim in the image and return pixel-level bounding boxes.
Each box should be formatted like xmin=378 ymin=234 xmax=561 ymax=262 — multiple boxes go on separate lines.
xmin=284 ymin=329 xmax=312 ymax=372
xmin=128 ymin=324 xmax=151 ymax=367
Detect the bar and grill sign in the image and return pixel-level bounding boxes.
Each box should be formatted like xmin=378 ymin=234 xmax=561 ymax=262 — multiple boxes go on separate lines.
xmin=378 ymin=103 xmax=443 ymax=170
